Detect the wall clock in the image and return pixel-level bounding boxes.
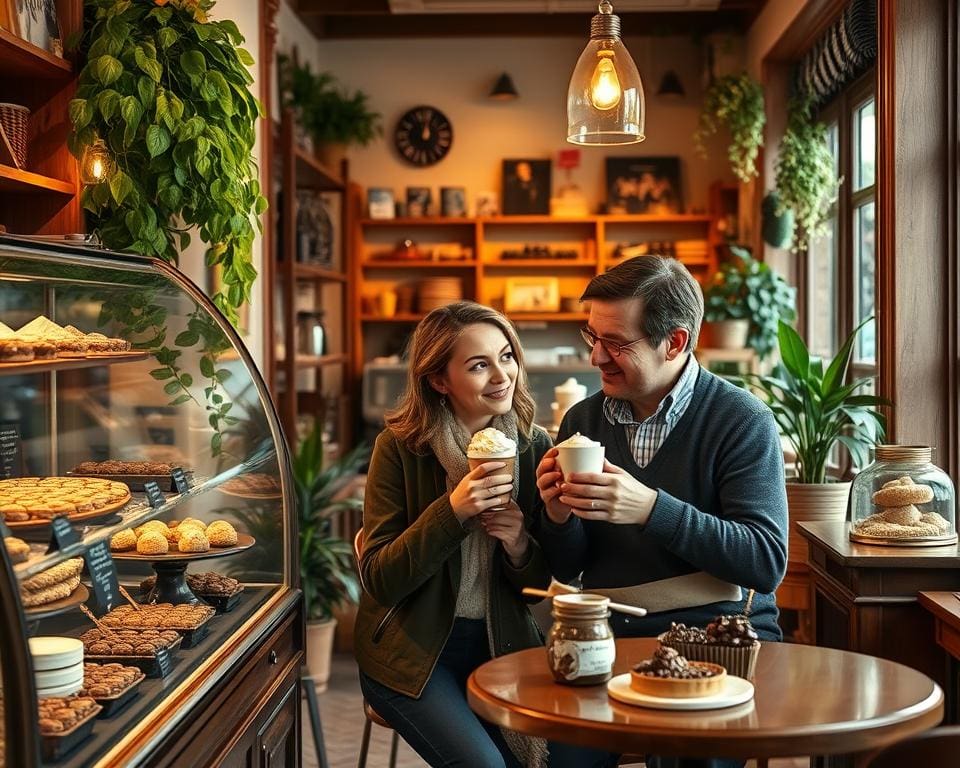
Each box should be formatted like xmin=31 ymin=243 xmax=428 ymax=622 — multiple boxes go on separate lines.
xmin=394 ymin=106 xmax=453 ymax=167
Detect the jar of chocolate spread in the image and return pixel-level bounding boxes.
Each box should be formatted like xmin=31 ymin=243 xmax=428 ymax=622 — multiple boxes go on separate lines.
xmin=546 ymin=593 xmax=615 ymax=685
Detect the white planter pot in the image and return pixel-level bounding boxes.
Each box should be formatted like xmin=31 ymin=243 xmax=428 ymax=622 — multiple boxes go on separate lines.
xmin=785 ymin=481 xmax=852 ymax=565
xmin=305 ymin=617 xmax=338 ymax=691
xmin=702 ymin=319 xmax=750 ymax=349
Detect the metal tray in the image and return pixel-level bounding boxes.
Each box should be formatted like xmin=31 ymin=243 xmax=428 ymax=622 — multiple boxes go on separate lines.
xmin=199 ymin=587 xmax=244 ymax=614
xmin=88 ymin=670 xmax=145 ymax=718
xmin=40 ymin=703 xmax=103 ymax=761
xmin=84 ymin=635 xmax=182 ymax=678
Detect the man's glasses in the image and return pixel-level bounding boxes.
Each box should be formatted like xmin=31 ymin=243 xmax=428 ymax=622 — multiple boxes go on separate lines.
xmin=579 ymin=327 xmax=649 ymax=357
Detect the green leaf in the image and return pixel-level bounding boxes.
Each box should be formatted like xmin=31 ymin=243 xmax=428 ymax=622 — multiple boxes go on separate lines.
xmin=157 ymin=27 xmax=177 ymax=50
xmin=120 ymin=95 xmax=142 ymax=132
xmin=164 ymin=380 xmax=182 ymax=395
xmin=146 ymin=124 xmax=171 ymax=157
xmin=138 ymin=76 xmax=156 ymax=109
xmin=97 ymin=90 xmax=121 ymax=121
xmin=95 ymin=55 xmax=123 ymax=86
xmin=109 ymin=169 xmax=134 ymax=205
xmin=175 ymin=330 xmax=200 ymax=346
xmin=169 ymin=394 xmax=192 ymax=406
xmin=180 ymin=373 xmax=193 ymax=387
xmin=214 ymin=369 xmax=232 ymax=383
xmin=149 ymin=367 xmax=173 ymax=380
xmin=69 ymin=98 xmax=93 ymax=130
xmin=199 ymin=356 xmax=215 ymax=378
xmin=236 ymin=48 xmax=255 ymax=66
xmin=776 ymin=321 xmax=809 ymax=382
xmin=180 ymin=50 xmax=207 ymax=77
xmin=217 ymin=19 xmax=243 ymax=44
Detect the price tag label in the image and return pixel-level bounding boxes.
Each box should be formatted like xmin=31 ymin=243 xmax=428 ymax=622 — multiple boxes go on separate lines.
xmin=0 ymin=517 xmax=11 ymax=539
xmin=144 ymin=481 xmax=165 ymax=508
xmin=0 ymin=422 xmax=20 ymax=479
xmin=46 ymin=516 xmax=80 ymax=553
xmin=83 ymin=541 xmax=121 ymax=615
xmin=172 ymin=467 xmax=190 ymax=494
xmin=155 ymin=646 xmax=173 ymax=678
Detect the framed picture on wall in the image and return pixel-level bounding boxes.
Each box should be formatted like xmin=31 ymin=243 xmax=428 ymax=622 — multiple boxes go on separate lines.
xmin=504 ymin=277 xmax=560 ymax=313
xmin=406 ymin=187 xmax=432 ymax=217
xmin=11 ymin=0 xmax=62 ymax=57
xmin=502 ymin=159 xmax=551 ymax=215
xmin=440 ymin=187 xmax=467 ymax=217
xmin=605 ymin=156 xmax=682 ymax=215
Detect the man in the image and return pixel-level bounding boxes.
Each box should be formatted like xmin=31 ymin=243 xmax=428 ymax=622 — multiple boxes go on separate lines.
xmin=536 ymin=255 xmax=788 ymax=644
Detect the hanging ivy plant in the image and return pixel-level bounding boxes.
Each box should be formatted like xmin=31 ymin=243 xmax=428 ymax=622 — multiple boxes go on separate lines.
xmin=774 ymin=94 xmax=842 ymax=253
xmin=68 ymin=0 xmax=267 ymax=329
xmin=694 ymin=72 xmax=766 ymax=183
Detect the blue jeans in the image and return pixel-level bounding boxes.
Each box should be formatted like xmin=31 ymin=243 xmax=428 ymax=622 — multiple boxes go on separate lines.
xmin=359 ymin=617 xmax=617 ymax=768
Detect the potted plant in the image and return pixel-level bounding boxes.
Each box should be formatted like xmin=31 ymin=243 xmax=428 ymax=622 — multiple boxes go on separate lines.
xmin=740 ymin=319 xmax=889 ymax=563
xmin=694 ymin=72 xmax=766 ymax=183
xmin=774 ymin=94 xmax=842 ymax=253
xmin=277 ymin=54 xmax=381 ymax=167
xmin=702 ymin=246 xmax=797 ymax=361
xmin=294 ymin=423 xmax=368 ymax=687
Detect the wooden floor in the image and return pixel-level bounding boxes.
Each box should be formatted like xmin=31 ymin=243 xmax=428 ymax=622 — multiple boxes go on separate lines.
xmin=303 ymin=654 xmax=810 ymax=768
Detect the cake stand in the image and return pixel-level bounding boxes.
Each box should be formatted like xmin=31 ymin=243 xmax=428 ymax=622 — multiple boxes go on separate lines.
xmin=110 ymin=534 xmax=254 ymax=605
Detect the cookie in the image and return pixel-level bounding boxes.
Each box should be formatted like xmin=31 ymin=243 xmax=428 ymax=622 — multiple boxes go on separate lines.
xmin=872 ymin=476 xmax=935 ymax=507
xmin=178 ymin=529 xmax=209 ymax=553
xmin=110 ymin=529 xmax=137 ymax=552
xmin=206 ymin=521 xmax=238 ymax=547
xmin=137 ymin=531 xmax=169 ymax=555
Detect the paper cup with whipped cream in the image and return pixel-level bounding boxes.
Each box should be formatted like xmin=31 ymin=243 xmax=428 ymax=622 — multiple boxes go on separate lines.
xmin=555 ymin=432 xmax=605 ymax=480
xmin=467 ymin=427 xmax=516 ymax=510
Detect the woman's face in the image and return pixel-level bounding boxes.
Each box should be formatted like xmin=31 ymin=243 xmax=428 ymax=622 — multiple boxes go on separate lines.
xmin=432 ymin=323 xmax=519 ymax=433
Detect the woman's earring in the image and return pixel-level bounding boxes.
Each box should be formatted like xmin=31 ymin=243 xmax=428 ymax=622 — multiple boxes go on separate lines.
xmin=440 ymin=394 xmax=447 ymax=409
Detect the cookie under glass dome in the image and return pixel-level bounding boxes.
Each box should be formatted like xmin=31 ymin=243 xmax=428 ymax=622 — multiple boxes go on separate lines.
xmin=849 ymin=445 xmax=957 ymax=546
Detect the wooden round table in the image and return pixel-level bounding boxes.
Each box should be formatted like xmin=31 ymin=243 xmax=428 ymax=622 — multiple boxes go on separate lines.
xmin=467 ymin=638 xmax=943 ymax=762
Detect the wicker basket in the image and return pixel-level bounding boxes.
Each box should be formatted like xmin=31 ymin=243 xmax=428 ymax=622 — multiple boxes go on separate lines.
xmin=0 ymin=103 xmax=29 ymax=168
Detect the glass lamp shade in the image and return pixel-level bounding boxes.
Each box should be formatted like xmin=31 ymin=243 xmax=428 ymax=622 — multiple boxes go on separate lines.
xmin=80 ymin=139 xmax=114 ymax=184
xmin=567 ymin=37 xmax=645 ymax=145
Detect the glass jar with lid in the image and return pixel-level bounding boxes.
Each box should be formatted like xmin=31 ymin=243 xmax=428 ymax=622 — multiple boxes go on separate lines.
xmin=849 ymin=445 xmax=956 ymax=546
xmin=546 ymin=594 xmax=615 ymax=686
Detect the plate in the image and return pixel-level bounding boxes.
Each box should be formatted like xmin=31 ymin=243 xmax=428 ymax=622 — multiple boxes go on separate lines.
xmin=6 ymin=494 xmax=131 ymax=531
xmin=607 ymin=672 xmax=754 ymax=711
xmin=26 ymin=583 xmax=90 ymax=621
xmin=109 ymin=533 xmax=255 ymax=562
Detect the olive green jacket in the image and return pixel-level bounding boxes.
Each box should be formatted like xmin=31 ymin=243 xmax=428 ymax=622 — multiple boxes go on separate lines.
xmin=354 ymin=426 xmax=553 ymax=698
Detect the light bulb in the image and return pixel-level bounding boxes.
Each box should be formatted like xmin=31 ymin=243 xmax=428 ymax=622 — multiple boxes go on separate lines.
xmin=80 ymin=138 xmax=114 ymax=185
xmin=590 ymin=54 xmax=621 ymax=110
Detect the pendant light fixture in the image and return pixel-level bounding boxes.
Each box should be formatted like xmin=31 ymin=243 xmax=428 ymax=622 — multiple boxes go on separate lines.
xmin=566 ymin=1 xmax=645 ymax=146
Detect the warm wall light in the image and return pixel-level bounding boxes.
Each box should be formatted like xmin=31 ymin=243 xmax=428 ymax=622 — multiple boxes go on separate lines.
xmin=80 ymin=138 xmax=113 ymax=184
xmin=566 ymin=1 xmax=644 ymax=146
xmin=489 ymin=73 xmax=519 ymax=100
xmin=656 ymin=70 xmax=685 ymax=98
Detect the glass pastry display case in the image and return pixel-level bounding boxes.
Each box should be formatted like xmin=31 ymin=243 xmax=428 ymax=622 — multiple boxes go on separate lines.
xmin=0 ymin=236 xmax=301 ymax=767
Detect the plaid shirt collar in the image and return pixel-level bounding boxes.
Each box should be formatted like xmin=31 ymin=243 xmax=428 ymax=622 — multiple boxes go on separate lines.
xmin=603 ymin=353 xmax=699 ymax=428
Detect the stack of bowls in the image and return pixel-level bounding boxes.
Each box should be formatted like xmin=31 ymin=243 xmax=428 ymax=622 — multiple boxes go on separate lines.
xmin=418 ymin=277 xmax=463 ymax=312
xmin=29 ymin=636 xmax=84 ymax=697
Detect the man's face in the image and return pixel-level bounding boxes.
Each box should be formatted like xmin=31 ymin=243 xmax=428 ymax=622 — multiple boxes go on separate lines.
xmin=516 ymin=162 xmax=532 ymax=182
xmin=585 ymin=298 xmax=665 ymax=402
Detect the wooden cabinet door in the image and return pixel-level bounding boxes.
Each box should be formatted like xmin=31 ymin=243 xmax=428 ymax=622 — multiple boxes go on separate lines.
xmin=258 ymin=682 xmax=299 ymax=768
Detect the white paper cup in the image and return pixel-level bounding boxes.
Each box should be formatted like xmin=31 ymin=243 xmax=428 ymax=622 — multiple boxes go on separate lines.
xmin=468 ymin=454 xmax=515 ymax=510
xmin=556 ymin=444 xmax=605 ymax=480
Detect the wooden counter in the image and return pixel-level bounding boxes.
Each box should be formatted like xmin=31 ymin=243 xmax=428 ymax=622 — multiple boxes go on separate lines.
xmin=797 ymin=521 xmax=960 ymax=695
xmin=919 ymin=591 xmax=960 ymax=724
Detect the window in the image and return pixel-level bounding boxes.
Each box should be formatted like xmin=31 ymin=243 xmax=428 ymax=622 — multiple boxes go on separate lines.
xmin=801 ymin=70 xmax=877 ymax=390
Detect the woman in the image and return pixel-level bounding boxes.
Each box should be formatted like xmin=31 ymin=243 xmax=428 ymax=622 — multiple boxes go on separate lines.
xmin=355 ymin=301 xmax=611 ymax=768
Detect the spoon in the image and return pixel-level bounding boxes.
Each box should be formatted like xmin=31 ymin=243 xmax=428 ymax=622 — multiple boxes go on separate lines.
xmin=522 ymin=587 xmax=648 ymax=617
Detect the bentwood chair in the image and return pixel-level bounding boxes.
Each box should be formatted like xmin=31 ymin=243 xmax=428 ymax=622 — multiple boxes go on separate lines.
xmin=867 ymin=725 xmax=960 ymax=767
xmin=354 ymin=529 xmax=400 ymax=768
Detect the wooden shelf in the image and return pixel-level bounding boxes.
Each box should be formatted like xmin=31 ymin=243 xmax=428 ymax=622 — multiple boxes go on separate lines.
xmin=0 ymin=28 xmax=72 ymax=81
xmin=485 ymin=259 xmax=597 ymax=268
xmin=361 ymin=314 xmax=423 ymax=322
xmin=275 ymin=353 xmax=349 ymax=369
xmin=361 ymin=259 xmax=477 ymax=269
xmin=0 ymin=352 xmax=148 ymax=376
xmin=600 ymin=214 xmax=714 ymax=224
xmin=505 ymin=313 xmax=590 ymax=322
xmin=0 ymin=164 xmax=74 ymax=195
xmin=359 ymin=217 xmax=475 ymax=227
xmin=293 ymin=146 xmax=344 ymax=190
xmin=292 ymin=264 xmax=348 ymax=281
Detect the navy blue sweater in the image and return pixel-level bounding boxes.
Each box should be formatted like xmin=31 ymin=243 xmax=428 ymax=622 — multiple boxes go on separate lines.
xmin=538 ymin=367 xmax=788 ymax=641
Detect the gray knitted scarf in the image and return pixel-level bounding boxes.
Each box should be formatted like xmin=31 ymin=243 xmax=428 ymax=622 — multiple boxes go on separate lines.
xmin=428 ymin=408 xmax=548 ymax=768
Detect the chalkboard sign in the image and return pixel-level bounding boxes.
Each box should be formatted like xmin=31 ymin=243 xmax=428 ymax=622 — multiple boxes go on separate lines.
xmin=155 ymin=646 xmax=173 ymax=678
xmin=0 ymin=422 xmax=20 ymax=479
xmin=83 ymin=541 xmax=121 ymax=615
xmin=172 ymin=467 xmax=190 ymax=494
xmin=0 ymin=517 xmax=11 ymax=539
xmin=46 ymin=517 xmax=80 ymax=553
xmin=144 ymin=481 xmax=165 ymax=508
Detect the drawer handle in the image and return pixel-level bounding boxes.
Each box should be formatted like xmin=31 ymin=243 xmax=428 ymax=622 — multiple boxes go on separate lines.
xmin=269 ymin=649 xmax=279 ymax=665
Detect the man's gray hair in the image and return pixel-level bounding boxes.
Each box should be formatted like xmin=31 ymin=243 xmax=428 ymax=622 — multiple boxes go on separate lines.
xmin=581 ymin=255 xmax=704 ymax=351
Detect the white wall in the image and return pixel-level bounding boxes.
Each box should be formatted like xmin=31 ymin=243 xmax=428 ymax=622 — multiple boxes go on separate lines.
xmin=177 ymin=0 xmax=264 ymax=370
xmin=299 ymin=34 xmax=735 ymax=214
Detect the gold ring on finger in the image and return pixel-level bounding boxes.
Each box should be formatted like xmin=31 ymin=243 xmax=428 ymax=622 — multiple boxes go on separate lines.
xmin=590 ymin=500 xmax=596 ymax=509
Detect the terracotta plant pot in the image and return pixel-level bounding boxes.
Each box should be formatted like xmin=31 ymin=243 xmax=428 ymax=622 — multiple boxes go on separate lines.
xmin=305 ymin=617 xmax=338 ymax=691
xmin=702 ymin=319 xmax=750 ymax=349
xmin=315 ymin=142 xmax=347 ymax=171
xmin=785 ymin=481 xmax=852 ymax=565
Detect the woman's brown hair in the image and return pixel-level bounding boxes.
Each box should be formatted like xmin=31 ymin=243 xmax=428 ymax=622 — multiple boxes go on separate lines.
xmin=385 ymin=301 xmax=536 ymax=454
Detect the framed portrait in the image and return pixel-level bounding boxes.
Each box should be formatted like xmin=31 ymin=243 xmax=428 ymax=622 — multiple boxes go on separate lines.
xmin=504 ymin=277 xmax=560 ymax=313
xmin=11 ymin=0 xmax=62 ymax=57
xmin=406 ymin=186 xmax=432 ymax=217
xmin=475 ymin=191 xmax=499 ymax=217
xmin=440 ymin=186 xmax=466 ymax=217
xmin=502 ymin=159 xmax=551 ymax=215
xmin=367 ymin=187 xmax=395 ymax=219
xmin=605 ymin=156 xmax=683 ymax=215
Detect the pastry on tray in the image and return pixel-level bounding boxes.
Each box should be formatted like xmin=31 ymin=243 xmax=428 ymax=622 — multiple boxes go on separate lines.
xmin=81 ymin=662 xmax=144 ymax=699
xmin=81 ymin=628 xmax=180 ymax=656
xmin=19 ymin=558 xmax=84 ymax=608
xmin=36 ymin=695 xmax=100 ymax=735
xmin=220 ymin=473 xmax=281 ymax=496
xmin=4 ymin=535 xmax=30 ymax=564
xmin=630 ymin=646 xmax=726 ymax=699
xmin=141 ymin=571 xmax=243 ymax=598
xmin=72 ymin=460 xmax=173 ymax=476
xmin=0 ymin=338 xmax=34 ymax=363
xmin=111 ymin=518 xmax=241 ymax=554
xmin=101 ymin=602 xmax=214 ymax=631
xmin=0 ymin=477 xmax=130 ymax=523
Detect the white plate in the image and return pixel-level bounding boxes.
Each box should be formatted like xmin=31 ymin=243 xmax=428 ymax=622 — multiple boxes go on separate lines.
xmin=607 ymin=673 xmax=755 ymax=710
